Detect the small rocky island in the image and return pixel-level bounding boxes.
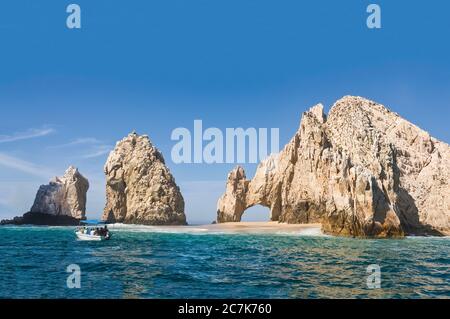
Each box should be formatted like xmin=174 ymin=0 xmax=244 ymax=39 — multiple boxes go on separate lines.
xmin=217 ymin=96 xmax=450 ymax=238
xmin=102 ymin=132 xmax=187 ymax=225
xmin=1 ymin=166 xmax=89 ymax=226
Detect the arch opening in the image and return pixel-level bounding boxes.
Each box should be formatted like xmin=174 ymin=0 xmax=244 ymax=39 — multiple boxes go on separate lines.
xmin=241 ymin=204 xmax=272 ymax=222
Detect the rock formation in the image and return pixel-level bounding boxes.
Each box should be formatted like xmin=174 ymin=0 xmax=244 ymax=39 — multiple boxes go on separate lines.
xmin=1 ymin=166 xmax=89 ymax=226
xmin=102 ymin=132 xmax=186 ymax=225
xmin=217 ymin=96 xmax=450 ymax=238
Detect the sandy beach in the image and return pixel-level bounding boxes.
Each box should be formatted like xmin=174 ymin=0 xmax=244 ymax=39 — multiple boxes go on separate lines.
xmin=204 ymin=221 xmax=322 ymax=232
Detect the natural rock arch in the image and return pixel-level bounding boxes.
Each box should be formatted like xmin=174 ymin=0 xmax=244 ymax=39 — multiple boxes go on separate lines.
xmin=217 ymin=96 xmax=450 ymax=238
xmin=216 ymin=158 xmax=283 ymax=223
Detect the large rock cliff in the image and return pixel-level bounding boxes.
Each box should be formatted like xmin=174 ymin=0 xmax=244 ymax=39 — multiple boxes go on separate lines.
xmin=102 ymin=132 xmax=186 ymax=225
xmin=1 ymin=166 xmax=89 ymax=226
xmin=217 ymin=96 xmax=450 ymax=237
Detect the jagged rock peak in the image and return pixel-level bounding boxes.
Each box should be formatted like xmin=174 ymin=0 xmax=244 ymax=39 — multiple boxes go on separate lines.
xmin=102 ymin=132 xmax=186 ymax=225
xmin=30 ymin=166 xmax=89 ymax=219
xmin=1 ymin=166 xmax=90 ymax=226
xmin=307 ymin=103 xmax=326 ymax=124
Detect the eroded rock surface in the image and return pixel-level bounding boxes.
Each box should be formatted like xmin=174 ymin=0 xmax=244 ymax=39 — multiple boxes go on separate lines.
xmin=217 ymin=96 xmax=450 ymax=237
xmin=102 ymin=132 xmax=186 ymax=225
xmin=1 ymin=166 xmax=89 ymax=225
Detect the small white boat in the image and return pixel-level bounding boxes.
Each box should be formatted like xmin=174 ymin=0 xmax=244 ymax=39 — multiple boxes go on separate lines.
xmin=75 ymin=226 xmax=111 ymax=241
xmin=76 ymin=231 xmax=104 ymax=241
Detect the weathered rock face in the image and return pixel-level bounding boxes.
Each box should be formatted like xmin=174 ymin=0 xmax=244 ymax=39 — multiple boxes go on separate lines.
xmin=102 ymin=132 xmax=186 ymax=225
xmin=217 ymin=166 xmax=249 ymax=223
xmin=1 ymin=166 xmax=89 ymax=226
xmin=217 ymin=96 xmax=450 ymax=238
xmin=30 ymin=166 xmax=89 ymax=219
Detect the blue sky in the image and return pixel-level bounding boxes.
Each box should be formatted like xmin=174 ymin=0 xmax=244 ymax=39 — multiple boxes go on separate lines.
xmin=0 ymin=0 xmax=449 ymax=223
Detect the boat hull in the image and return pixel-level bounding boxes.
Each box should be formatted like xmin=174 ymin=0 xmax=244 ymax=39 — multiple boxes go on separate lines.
xmin=76 ymin=232 xmax=104 ymax=241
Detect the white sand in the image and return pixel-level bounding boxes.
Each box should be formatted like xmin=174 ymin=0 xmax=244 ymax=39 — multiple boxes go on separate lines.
xmin=206 ymin=221 xmax=320 ymax=231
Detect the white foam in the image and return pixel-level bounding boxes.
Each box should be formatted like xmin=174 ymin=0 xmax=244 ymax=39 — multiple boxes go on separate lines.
xmin=107 ymin=223 xmax=210 ymax=234
xmin=106 ymin=223 xmax=326 ymax=237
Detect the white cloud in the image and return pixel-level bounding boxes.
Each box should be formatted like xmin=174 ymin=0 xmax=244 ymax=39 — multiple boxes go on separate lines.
xmin=81 ymin=144 xmax=112 ymax=159
xmin=0 ymin=152 xmax=54 ymax=179
xmin=48 ymin=137 xmax=102 ymax=149
xmin=48 ymin=137 xmax=112 ymax=159
xmin=0 ymin=127 xmax=55 ymax=144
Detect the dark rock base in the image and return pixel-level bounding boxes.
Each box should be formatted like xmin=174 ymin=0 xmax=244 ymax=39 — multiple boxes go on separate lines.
xmin=1 ymin=212 xmax=84 ymax=226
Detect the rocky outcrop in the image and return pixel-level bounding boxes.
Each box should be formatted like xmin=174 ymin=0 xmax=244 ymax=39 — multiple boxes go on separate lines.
xmin=102 ymin=132 xmax=186 ymax=225
xmin=1 ymin=166 xmax=89 ymax=226
xmin=217 ymin=166 xmax=249 ymax=223
xmin=217 ymin=96 xmax=450 ymax=238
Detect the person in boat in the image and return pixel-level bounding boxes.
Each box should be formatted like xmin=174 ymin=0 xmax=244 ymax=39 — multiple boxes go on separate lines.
xmin=104 ymin=225 xmax=110 ymax=239
xmin=77 ymin=225 xmax=110 ymax=237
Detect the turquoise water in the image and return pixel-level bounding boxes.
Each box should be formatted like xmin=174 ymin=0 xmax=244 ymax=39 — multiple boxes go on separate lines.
xmin=0 ymin=226 xmax=449 ymax=299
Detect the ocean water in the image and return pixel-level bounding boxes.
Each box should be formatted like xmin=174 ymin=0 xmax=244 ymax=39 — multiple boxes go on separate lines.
xmin=0 ymin=225 xmax=449 ymax=299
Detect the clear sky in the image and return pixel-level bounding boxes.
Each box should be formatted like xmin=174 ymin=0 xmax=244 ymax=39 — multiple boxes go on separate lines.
xmin=0 ymin=0 xmax=449 ymax=223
